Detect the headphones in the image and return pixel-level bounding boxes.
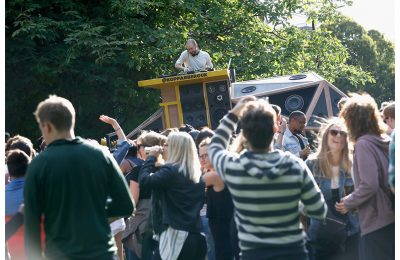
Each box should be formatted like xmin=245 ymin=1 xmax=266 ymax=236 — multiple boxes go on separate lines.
xmin=188 ymin=48 xmax=200 ymax=57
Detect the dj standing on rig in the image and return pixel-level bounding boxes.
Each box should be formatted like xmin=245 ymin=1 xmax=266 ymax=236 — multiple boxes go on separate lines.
xmin=175 ymin=39 xmax=213 ymax=73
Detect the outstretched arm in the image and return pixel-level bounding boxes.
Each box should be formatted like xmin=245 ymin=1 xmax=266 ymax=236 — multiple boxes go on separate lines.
xmin=99 ymin=115 xmax=127 ymax=141
xmin=209 ymin=96 xmax=256 ymax=179
xmin=99 ymin=115 xmax=131 ymax=164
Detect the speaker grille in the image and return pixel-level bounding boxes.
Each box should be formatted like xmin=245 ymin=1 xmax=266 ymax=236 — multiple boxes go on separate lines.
xmin=206 ymin=81 xmax=231 ymax=129
xmin=285 ymin=95 xmax=304 ymax=112
xmin=289 ymin=74 xmax=307 ymax=80
xmin=268 ymin=85 xmax=318 ymax=116
xmin=179 ymin=83 xmax=208 ymax=128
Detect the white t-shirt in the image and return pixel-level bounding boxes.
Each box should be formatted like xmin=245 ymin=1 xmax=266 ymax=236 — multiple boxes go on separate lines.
xmin=175 ymin=50 xmax=213 ymax=71
xmin=331 ymin=166 xmax=340 ymax=189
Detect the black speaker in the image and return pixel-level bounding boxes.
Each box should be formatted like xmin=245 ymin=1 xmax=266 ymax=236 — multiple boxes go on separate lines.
xmin=268 ymin=84 xmax=318 ymax=117
xmin=179 ymin=83 xmax=208 ymax=128
xmin=206 ymin=81 xmax=232 ymax=129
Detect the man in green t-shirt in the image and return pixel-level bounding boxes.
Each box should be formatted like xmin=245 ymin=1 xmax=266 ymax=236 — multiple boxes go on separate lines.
xmin=24 ymin=95 xmax=134 ymax=260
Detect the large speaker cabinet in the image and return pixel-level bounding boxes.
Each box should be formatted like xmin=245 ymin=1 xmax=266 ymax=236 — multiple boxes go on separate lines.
xmin=231 ymin=72 xmax=347 ymax=129
xmin=138 ymin=70 xmax=232 ymax=129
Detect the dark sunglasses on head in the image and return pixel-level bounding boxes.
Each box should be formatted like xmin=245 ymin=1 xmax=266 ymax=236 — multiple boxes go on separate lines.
xmin=329 ymin=129 xmax=347 ymax=137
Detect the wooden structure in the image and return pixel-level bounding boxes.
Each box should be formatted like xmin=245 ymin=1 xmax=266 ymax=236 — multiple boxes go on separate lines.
xmin=138 ymin=69 xmax=232 ymax=129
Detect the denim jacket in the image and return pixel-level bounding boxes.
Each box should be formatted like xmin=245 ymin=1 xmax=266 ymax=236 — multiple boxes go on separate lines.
xmin=112 ymin=140 xmax=131 ymax=164
xmin=282 ymin=128 xmax=309 ymax=158
xmin=306 ymin=158 xmax=360 ymax=237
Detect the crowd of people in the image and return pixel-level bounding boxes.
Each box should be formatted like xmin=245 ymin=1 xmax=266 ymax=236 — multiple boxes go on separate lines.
xmin=4 ymin=92 xmax=395 ymax=260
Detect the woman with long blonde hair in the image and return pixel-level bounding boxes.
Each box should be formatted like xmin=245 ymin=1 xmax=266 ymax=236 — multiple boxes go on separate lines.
xmin=139 ymin=131 xmax=206 ymax=260
xmin=306 ymin=117 xmax=359 ymax=260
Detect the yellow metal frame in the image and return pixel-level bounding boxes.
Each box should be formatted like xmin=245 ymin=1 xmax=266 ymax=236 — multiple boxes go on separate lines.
xmin=159 ymin=102 xmax=176 ymax=129
xmin=138 ymin=69 xmax=230 ymax=129
xmin=203 ymin=83 xmax=211 ymax=128
xmin=138 ymin=70 xmax=229 ymax=89
xmin=174 ymin=85 xmax=184 ymax=125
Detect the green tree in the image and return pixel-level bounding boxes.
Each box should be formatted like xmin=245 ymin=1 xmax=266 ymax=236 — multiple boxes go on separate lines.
xmin=6 ymin=0 xmax=372 ymax=143
xmin=323 ymin=15 xmax=395 ymax=104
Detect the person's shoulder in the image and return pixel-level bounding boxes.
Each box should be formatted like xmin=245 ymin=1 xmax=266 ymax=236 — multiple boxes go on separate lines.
xmin=271 ymin=149 xmax=300 ymax=165
xmin=180 ymin=50 xmax=189 ymax=57
xmin=200 ymin=50 xmax=210 ymax=56
xmin=305 ymin=156 xmax=317 ymax=165
xmin=160 ymin=163 xmax=178 ymax=172
xmin=283 ymin=151 xmax=308 ymax=170
xmin=305 ymin=156 xmax=318 ymax=170
xmin=79 ymin=138 xmax=108 ymax=152
xmin=283 ymin=128 xmax=293 ymax=138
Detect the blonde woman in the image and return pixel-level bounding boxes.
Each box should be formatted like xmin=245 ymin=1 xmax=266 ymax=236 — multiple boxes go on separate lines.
xmin=305 ymin=118 xmax=359 ymax=260
xmin=139 ymin=132 xmax=206 ymax=260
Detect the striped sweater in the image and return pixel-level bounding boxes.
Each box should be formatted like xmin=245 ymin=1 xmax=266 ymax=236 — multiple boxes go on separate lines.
xmin=209 ymin=112 xmax=327 ymax=251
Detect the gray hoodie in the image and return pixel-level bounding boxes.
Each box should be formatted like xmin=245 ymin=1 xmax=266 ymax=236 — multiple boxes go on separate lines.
xmin=343 ymin=134 xmax=394 ymax=235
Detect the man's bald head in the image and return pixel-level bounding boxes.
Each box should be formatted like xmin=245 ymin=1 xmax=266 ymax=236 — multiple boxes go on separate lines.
xmin=186 ymin=39 xmax=199 ymax=56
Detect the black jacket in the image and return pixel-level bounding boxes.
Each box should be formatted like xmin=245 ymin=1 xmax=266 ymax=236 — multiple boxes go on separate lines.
xmin=139 ymin=156 xmax=205 ymax=234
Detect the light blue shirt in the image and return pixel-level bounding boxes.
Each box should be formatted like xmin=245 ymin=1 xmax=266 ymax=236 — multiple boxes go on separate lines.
xmin=5 ymin=178 xmax=24 ymax=215
xmin=282 ymin=128 xmax=309 ymax=157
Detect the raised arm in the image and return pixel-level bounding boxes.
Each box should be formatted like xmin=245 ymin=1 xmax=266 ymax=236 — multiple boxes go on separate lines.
xmin=99 ymin=115 xmax=131 ymax=164
xmin=209 ymin=96 xmax=256 ymax=179
xmin=99 ymin=115 xmax=126 ymax=141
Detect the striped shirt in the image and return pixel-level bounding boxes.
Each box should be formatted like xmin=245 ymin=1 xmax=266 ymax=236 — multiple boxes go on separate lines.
xmin=209 ymin=113 xmax=327 ymax=251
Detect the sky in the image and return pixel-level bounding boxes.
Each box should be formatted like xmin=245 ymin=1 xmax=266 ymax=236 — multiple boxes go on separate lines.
xmin=340 ymin=0 xmax=395 ymax=42
xmin=290 ymin=0 xmax=396 ymax=43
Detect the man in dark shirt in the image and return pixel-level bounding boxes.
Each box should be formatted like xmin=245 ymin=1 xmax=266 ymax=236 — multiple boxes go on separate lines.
xmin=24 ymin=95 xmax=134 ymax=260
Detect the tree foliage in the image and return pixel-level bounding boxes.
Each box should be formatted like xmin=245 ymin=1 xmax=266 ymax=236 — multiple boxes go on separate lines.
xmin=6 ymin=0 xmax=377 ymax=142
xmin=322 ymin=15 xmax=395 ymax=104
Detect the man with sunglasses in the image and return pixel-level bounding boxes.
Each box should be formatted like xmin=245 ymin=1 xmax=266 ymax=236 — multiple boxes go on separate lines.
xmin=282 ymin=111 xmax=310 ymax=160
xmin=175 ymin=39 xmax=213 ymax=73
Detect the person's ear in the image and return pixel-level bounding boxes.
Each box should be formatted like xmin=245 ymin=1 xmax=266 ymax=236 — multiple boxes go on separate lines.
xmin=273 ymin=123 xmax=279 ymax=133
xmin=46 ymin=121 xmax=52 ymax=131
xmin=42 ymin=121 xmax=54 ymax=134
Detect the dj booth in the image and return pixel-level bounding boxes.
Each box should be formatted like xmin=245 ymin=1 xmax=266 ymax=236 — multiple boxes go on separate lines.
xmin=121 ymin=70 xmax=347 ymax=142
xmin=138 ymin=69 xmax=233 ymax=130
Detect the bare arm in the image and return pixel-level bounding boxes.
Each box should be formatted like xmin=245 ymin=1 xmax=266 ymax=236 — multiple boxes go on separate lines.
xmin=99 ymin=115 xmax=127 ymax=141
xmin=120 ymin=159 xmax=134 ymax=174
xmin=202 ymin=170 xmax=224 ymax=188
xmin=175 ymin=51 xmax=190 ymax=71
xmin=129 ymin=180 xmax=140 ymax=206
xmin=275 ymin=117 xmax=286 ymax=149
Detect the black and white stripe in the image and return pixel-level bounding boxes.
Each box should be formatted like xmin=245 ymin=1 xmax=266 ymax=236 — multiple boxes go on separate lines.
xmin=209 ymin=113 xmax=327 ymax=250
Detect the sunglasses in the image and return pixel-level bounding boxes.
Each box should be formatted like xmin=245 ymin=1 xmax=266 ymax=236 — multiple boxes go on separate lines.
xmin=199 ymin=153 xmax=209 ymax=160
xmin=329 ymin=129 xmax=347 ymax=137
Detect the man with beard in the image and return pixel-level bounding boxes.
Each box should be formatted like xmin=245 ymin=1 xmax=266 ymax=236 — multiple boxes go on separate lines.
xmin=282 ymin=111 xmax=310 ymax=160
xmin=175 ymin=39 xmax=213 ymax=72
